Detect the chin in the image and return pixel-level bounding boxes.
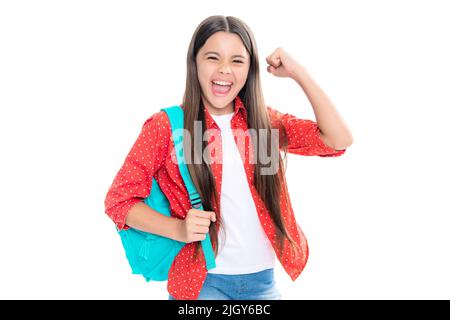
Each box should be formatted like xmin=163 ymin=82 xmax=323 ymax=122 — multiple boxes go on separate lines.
xmin=208 ymin=96 xmax=234 ymax=109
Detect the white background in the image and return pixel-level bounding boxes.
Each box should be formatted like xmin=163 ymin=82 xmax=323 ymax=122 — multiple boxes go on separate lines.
xmin=1 ymin=0 xmax=449 ymax=299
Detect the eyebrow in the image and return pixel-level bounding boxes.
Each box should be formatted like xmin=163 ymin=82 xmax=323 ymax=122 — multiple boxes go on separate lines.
xmin=204 ymin=51 xmax=247 ymax=59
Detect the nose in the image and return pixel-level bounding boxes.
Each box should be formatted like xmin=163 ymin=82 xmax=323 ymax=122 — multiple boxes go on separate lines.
xmin=218 ymin=62 xmax=232 ymax=74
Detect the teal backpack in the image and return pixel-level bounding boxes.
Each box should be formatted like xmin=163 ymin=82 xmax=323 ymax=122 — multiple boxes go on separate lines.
xmin=117 ymin=105 xmax=216 ymax=281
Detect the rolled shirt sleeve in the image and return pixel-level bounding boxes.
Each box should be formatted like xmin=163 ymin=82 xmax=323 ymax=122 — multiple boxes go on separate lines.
xmin=104 ymin=111 xmax=171 ymax=230
xmin=267 ymin=106 xmax=346 ymax=157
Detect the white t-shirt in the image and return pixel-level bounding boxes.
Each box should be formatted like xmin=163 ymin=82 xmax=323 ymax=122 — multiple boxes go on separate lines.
xmin=208 ymin=112 xmax=276 ymax=274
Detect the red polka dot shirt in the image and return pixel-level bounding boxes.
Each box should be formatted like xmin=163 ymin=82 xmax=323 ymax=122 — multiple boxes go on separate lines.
xmin=104 ymin=95 xmax=346 ymax=300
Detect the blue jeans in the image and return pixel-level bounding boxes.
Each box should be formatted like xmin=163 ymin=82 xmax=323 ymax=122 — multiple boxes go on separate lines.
xmin=168 ymin=268 xmax=281 ymax=300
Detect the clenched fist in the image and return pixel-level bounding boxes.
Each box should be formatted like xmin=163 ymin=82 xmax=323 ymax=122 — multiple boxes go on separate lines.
xmin=178 ymin=209 xmax=216 ymax=243
xmin=266 ymin=47 xmax=303 ymax=79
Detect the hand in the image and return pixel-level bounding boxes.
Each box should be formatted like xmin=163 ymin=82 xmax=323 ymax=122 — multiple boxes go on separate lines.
xmin=266 ymin=47 xmax=303 ymax=79
xmin=178 ymin=209 xmax=216 ymax=243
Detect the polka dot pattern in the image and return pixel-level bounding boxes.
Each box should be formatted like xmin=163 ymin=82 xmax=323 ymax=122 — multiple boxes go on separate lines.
xmin=266 ymin=106 xmax=346 ymax=157
xmin=104 ymin=96 xmax=346 ymax=300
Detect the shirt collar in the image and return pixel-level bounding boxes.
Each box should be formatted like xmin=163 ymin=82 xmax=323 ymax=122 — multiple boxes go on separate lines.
xmin=203 ymin=95 xmax=247 ymax=129
xmin=179 ymin=95 xmax=248 ymax=128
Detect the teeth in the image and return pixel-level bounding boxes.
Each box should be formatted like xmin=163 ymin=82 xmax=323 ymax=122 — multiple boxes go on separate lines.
xmin=212 ymin=80 xmax=232 ymax=86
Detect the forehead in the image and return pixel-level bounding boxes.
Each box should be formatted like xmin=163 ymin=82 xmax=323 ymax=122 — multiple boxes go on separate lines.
xmin=200 ymin=31 xmax=249 ymax=57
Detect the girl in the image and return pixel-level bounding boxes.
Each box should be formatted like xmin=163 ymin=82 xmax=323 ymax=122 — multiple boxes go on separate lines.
xmin=104 ymin=15 xmax=352 ymax=300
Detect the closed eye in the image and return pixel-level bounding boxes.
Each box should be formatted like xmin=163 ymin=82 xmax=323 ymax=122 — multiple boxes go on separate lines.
xmin=207 ymin=57 xmax=244 ymax=64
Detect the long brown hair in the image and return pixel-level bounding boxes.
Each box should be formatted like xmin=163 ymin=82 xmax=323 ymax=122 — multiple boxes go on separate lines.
xmin=182 ymin=15 xmax=300 ymax=262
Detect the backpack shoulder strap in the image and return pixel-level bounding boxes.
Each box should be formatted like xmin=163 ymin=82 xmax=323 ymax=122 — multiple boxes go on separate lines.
xmin=160 ymin=105 xmax=216 ymax=270
xmin=160 ymin=106 xmax=202 ymax=207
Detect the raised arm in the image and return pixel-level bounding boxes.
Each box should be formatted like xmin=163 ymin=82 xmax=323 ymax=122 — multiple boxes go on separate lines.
xmin=291 ymin=65 xmax=353 ymax=150
xmin=265 ymin=47 xmax=353 ymax=152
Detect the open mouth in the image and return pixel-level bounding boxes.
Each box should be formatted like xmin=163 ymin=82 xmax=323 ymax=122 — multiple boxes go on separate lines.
xmin=211 ymin=80 xmax=233 ymax=97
